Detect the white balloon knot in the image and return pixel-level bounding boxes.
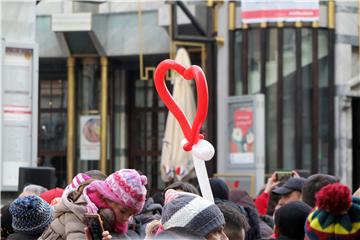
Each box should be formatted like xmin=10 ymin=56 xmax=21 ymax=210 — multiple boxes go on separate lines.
xmin=192 ymin=140 xmax=215 ymax=161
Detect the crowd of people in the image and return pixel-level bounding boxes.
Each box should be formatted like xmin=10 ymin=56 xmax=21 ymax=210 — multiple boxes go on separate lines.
xmin=1 ymin=168 xmax=360 ymax=240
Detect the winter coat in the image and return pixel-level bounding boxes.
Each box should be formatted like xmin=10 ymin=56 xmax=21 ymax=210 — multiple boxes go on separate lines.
xmin=128 ymin=197 xmax=162 ymax=238
xmin=254 ymin=191 xmax=270 ymax=216
xmin=38 ymin=190 xmax=114 ymax=240
xmin=8 ymin=232 xmax=41 ymax=240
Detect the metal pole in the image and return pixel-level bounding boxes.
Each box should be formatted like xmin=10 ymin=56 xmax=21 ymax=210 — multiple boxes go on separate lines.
xmin=66 ymin=57 xmax=75 ymax=184
xmin=100 ymin=57 xmax=108 ymax=173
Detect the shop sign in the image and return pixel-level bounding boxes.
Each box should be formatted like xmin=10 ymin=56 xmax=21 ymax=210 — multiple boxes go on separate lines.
xmin=241 ymin=0 xmax=320 ymax=24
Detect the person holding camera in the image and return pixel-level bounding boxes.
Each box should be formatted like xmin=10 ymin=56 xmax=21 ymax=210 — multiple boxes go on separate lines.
xmin=272 ymin=176 xmax=307 ymax=211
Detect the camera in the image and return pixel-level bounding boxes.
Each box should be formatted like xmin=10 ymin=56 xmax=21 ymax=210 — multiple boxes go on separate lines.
xmin=85 ymin=214 xmax=104 ymax=240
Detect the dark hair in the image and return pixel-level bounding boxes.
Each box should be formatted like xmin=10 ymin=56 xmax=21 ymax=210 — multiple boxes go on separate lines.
xmin=164 ymin=181 xmax=199 ymax=195
xmin=301 ymin=174 xmax=339 ymax=207
xmin=152 ymin=191 xmax=165 ymax=206
xmin=1 ymin=204 xmax=14 ymax=237
xmin=217 ymin=203 xmax=249 ymax=240
xmin=274 ymin=201 xmax=311 ymax=240
xmin=209 ymin=178 xmax=230 ymax=200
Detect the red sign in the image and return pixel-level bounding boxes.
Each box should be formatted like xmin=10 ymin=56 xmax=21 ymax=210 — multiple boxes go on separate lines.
xmin=241 ymin=0 xmax=320 ymax=24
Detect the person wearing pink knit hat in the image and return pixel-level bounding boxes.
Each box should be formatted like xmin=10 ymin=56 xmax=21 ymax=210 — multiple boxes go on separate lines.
xmin=39 ymin=169 xmax=147 ymax=240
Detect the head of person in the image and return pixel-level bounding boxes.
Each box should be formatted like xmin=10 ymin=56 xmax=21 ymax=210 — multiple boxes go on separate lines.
xmin=84 ymin=169 xmax=147 ymax=233
xmin=40 ymin=187 xmax=64 ymax=205
xmin=305 ymin=183 xmax=360 ymax=239
xmin=9 ymin=195 xmax=52 ymax=236
xmin=1 ymin=205 xmax=14 ymax=238
xmin=229 ymin=189 xmax=256 ymax=209
xmin=301 ymin=173 xmax=339 ymax=207
xmin=160 ymin=189 xmax=228 ymax=240
xmin=274 ymin=201 xmax=311 ymax=240
xmin=272 ymin=177 xmax=306 ymax=209
xmin=20 ymin=184 xmax=48 ymax=197
xmin=65 ymin=170 xmax=107 ymax=194
xmin=209 ymin=178 xmax=230 ymax=200
xmin=217 ymin=202 xmax=249 ymax=240
xmin=154 ymin=227 xmax=204 ymax=240
xmin=164 ymin=181 xmax=199 ymax=195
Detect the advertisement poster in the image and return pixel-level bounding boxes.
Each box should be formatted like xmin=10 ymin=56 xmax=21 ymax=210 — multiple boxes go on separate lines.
xmin=241 ymin=0 xmax=320 ymax=24
xmin=80 ymin=115 xmax=100 ymax=160
xmin=229 ymin=104 xmax=254 ymax=164
xmin=2 ymin=47 xmax=33 ymax=187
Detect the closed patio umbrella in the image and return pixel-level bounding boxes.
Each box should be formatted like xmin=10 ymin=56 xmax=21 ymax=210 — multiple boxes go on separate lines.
xmin=160 ymin=48 xmax=196 ymax=182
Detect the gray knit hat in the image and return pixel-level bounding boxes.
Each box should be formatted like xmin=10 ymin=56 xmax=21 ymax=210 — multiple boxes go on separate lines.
xmin=9 ymin=195 xmax=52 ymax=235
xmin=161 ymin=189 xmax=225 ymax=237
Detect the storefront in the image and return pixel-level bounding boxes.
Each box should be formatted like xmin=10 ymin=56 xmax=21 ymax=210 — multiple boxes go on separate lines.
xmin=36 ymin=2 xmax=216 ymax=190
xmin=217 ymin=1 xmax=337 ymax=184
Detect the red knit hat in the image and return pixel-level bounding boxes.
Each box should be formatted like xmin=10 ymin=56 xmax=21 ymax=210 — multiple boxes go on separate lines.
xmin=40 ymin=188 xmax=64 ymax=204
xmin=305 ymin=183 xmax=360 ymax=240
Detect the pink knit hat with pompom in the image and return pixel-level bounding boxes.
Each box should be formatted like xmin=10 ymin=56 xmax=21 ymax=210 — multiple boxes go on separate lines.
xmin=84 ymin=169 xmax=147 ymax=214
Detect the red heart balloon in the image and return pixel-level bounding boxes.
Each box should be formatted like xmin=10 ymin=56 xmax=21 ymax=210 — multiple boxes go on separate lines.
xmin=154 ymin=59 xmax=208 ymax=151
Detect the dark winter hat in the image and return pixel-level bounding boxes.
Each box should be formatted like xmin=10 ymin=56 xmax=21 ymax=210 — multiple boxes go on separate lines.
xmin=305 ymin=183 xmax=360 ymax=240
xmin=209 ymin=178 xmax=230 ymax=200
xmin=275 ymin=201 xmax=311 ymax=240
xmin=161 ymin=189 xmax=225 ymax=238
xmin=1 ymin=204 xmax=14 ymax=237
xmin=272 ymin=177 xmax=306 ymax=196
xmin=229 ymin=189 xmax=256 ymax=209
xmin=9 ymin=195 xmax=52 ymax=235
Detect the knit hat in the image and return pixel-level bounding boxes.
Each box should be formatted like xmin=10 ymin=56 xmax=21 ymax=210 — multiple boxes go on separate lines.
xmin=209 ymin=178 xmax=230 ymax=200
xmin=305 ymin=183 xmax=360 ymax=240
xmin=9 ymin=195 xmax=52 ymax=235
xmin=84 ymin=169 xmax=147 ymax=214
xmin=275 ymin=201 xmax=311 ymax=240
xmin=64 ymin=172 xmax=91 ymax=193
xmin=161 ymin=189 xmax=225 ymax=238
xmin=40 ymin=188 xmax=64 ymax=204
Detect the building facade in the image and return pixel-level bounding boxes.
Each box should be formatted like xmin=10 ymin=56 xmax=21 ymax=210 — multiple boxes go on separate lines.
xmin=1 ymin=0 xmax=359 ymax=193
xmin=217 ymin=0 xmax=360 ymax=191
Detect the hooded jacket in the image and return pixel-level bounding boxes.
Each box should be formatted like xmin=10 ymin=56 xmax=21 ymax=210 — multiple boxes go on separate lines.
xmin=39 ymin=190 xmax=114 ymax=240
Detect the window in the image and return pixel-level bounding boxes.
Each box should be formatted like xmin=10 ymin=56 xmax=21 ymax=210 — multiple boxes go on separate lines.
xmin=231 ymin=27 xmax=334 ymax=173
xmin=38 ymin=60 xmax=67 ymax=187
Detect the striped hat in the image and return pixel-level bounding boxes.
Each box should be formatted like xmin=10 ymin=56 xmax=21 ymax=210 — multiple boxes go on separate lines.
xmin=65 ymin=173 xmax=91 ymax=193
xmin=161 ymin=189 xmax=225 ymax=238
xmin=305 ymin=183 xmax=360 ymax=240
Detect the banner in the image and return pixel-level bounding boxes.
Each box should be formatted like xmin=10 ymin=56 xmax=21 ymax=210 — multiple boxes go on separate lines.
xmin=2 ymin=47 xmax=34 ymax=187
xmin=80 ymin=115 xmax=100 ymax=160
xmin=241 ymin=0 xmax=320 ymax=24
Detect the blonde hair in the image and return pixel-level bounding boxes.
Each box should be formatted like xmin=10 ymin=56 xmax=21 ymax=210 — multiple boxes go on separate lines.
xmin=145 ymin=219 xmax=162 ymax=240
xmin=353 ymin=187 xmax=360 ymax=198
